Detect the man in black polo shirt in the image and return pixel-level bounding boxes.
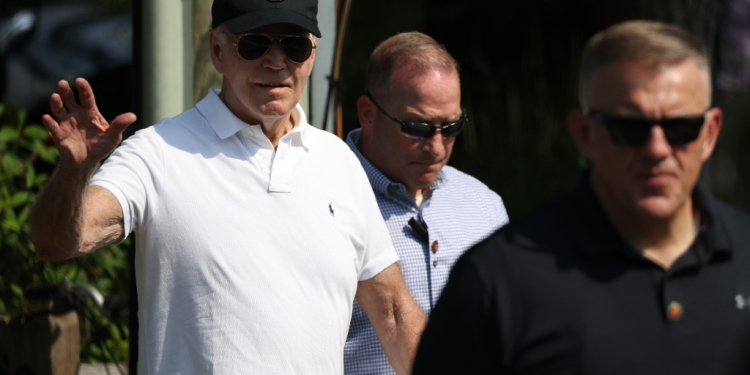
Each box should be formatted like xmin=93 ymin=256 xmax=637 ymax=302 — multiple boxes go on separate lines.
xmin=413 ymin=20 xmax=750 ymax=374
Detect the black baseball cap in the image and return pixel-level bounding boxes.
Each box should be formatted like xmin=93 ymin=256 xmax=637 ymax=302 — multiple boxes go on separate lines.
xmin=212 ymin=0 xmax=321 ymax=38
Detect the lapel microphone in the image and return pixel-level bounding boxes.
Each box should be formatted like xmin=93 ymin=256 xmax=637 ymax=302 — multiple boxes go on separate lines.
xmin=408 ymin=217 xmax=429 ymax=244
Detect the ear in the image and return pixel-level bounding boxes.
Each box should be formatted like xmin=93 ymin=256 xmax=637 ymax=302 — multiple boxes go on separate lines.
xmin=567 ymin=109 xmax=595 ymax=161
xmin=701 ymin=107 xmax=723 ymax=162
xmin=305 ymin=47 xmax=316 ymax=77
xmin=209 ymin=29 xmax=227 ymax=75
xmin=358 ymin=95 xmax=377 ymax=137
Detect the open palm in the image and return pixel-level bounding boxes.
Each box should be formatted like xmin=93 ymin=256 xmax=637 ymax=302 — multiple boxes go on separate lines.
xmin=41 ymin=78 xmax=136 ymax=167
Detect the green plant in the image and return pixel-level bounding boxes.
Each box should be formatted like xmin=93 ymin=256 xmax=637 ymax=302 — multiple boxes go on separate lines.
xmin=0 ymin=102 xmax=130 ymax=364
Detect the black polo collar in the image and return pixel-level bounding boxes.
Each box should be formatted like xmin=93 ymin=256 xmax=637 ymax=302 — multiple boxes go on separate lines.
xmin=570 ymin=171 xmax=732 ymax=263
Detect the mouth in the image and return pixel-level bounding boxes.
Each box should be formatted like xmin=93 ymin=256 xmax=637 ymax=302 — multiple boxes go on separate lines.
xmin=257 ymin=82 xmax=289 ymax=89
xmin=635 ymin=170 xmax=676 ymax=186
xmin=412 ymin=160 xmax=444 ymax=170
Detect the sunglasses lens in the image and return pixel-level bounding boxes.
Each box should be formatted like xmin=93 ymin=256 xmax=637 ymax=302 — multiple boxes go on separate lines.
xmin=279 ymin=37 xmax=313 ymax=63
xmin=662 ymin=117 xmax=705 ymax=145
xmin=441 ymin=118 xmax=467 ymax=138
xmin=237 ymin=35 xmax=272 ymax=60
xmin=401 ymin=122 xmax=436 ymax=139
xmin=605 ymin=118 xmax=652 ymax=145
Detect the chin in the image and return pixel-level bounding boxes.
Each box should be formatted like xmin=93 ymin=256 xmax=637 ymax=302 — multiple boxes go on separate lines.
xmin=260 ymin=102 xmax=292 ymax=117
xmin=416 ymin=174 xmax=439 ymax=186
xmin=633 ymin=195 xmax=686 ymax=220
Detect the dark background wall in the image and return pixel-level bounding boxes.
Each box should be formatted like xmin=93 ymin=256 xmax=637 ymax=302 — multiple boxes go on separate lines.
xmin=340 ymin=0 xmax=750 ymax=218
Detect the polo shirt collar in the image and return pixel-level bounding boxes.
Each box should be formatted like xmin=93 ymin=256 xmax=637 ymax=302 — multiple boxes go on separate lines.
xmin=345 ymin=129 xmax=446 ymax=207
xmin=196 ymin=88 xmax=310 ymax=149
xmin=572 ymin=170 xmax=732 ymax=261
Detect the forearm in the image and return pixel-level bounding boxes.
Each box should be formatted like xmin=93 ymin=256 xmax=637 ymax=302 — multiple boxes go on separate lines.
xmin=31 ymin=161 xmax=100 ymax=260
xmin=357 ymin=263 xmax=428 ymax=375
xmin=377 ymin=297 xmax=427 ymax=375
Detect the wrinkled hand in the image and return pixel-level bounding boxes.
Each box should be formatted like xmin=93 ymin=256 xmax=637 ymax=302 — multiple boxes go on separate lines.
xmin=41 ymin=78 xmax=136 ymax=169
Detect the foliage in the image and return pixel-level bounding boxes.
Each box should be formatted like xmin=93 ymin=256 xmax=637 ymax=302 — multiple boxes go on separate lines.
xmin=0 ymin=102 xmax=130 ymax=364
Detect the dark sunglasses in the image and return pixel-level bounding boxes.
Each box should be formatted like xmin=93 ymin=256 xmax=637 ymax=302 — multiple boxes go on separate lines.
xmin=366 ymin=92 xmax=468 ymax=139
xmin=586 ymin=109 xmax=706 ymax=146
xmin=231 ymin=33 xmax=315 ymax=64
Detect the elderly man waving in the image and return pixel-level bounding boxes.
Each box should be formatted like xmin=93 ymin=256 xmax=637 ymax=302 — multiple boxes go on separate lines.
xmin=31 ymin=0 xmax=424 ymax=373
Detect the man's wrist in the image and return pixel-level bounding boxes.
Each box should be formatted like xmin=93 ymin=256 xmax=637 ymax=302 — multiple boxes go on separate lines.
xmin=57 ymin=159 xmax=100 ymax=185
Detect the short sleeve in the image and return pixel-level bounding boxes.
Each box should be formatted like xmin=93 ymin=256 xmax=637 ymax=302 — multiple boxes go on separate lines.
xmin=90 ymin=127 xmax=164 ymax=236
xmin=344 ymin=148 xmax=398 ymax=281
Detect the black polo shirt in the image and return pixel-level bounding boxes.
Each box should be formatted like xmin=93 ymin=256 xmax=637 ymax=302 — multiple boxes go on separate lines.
xmin=413 ymin=175 xmax=750 ymax=375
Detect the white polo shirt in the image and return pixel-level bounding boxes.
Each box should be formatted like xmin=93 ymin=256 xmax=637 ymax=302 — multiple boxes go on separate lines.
xmin=91 ymin=89 xmax=398 ymax=374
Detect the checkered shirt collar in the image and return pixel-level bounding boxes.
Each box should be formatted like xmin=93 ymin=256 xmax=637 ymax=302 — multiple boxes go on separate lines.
xmin=346 ymin=129 xmax=446 ymax=206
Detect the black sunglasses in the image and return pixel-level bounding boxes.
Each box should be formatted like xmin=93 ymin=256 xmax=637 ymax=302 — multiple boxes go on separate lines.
xmin=231 ymin=33 xmax=316 ymax=64
xmin=586 ymin=109 xmax=707 ymax=146
xmin=365 ymin=91 xmax=468 ymax=139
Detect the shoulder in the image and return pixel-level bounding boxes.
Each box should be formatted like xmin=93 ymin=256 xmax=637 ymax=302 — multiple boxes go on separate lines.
xmin=458 ymin=191 xmax=578 ymax=274
xmin=441 ymin=166 xmax=498 ymax=195
xmin=150 ymin=108 xmax=211 ymax=140
xmin=443 ymin=165 xmax=488 ymax=185
xmin=124 ymin=108 xmax=206 ymax=144
xmin=305 ymin=126 xmax=360 ymax=164
xmin=712 ymin=198 xmax=750 ymax=225
xmin=438 ymin=165 xmax=507 ymax=221
xmin=305 ymin=126 xmax=349 ymax=149
xmin=711 ymin=197 xmax=750 ymax=242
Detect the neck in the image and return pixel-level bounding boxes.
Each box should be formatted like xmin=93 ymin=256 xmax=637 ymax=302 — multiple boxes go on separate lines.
xmin=218 ymin=88 xmax=295 ymax=149
xmin=591 ymin=177 xmax=697 ymax=270
xmin=410 ymin=188 xmax=425 ymax=199
xmin=261 ymin=116 xmax=295 ymax=149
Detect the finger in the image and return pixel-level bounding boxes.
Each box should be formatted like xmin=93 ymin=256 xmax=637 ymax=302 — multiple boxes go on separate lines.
xmin=41 ymin=114 xmax=61 ymax=136
xmin=75 ymin=78 xmax=98 ymax=110
xmin=57 ymin=80 xmax=78 ymax=112
xmin=49 ymin=93 xmax=68 ymax=122
xmin=107 ymin=112 xmax=137 ymax=137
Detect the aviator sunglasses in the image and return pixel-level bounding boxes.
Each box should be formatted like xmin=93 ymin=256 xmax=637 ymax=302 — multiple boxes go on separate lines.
xmin=366 ymin=91 xmax=468 ymax=139
xmin=230 ymin=33 xmax=316 ymax=64
xmin=586 ymin=109 xmax=707 ymax=146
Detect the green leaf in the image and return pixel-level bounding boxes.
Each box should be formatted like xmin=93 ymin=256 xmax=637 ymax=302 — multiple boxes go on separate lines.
xmin=34 ymin=173 xmax=49 ymax=187
xmin=9 ymin=192 xmax=29 ymax=207
xmin=1 ymin=154 xmax=22 ymax=175
xmin=17 ymin=206 xmax=29 ymax=224
xmin=10 ymin=284 xmax=22 ymax=298
xmin=16 ymin=110 xmax=26 ymax=129
xmin=39 ymin=147 xmax=59 ymax=164
xmin=22 ymin=124 xmax=49 ymax=141
xmin=0 ymin=127 xmax=19 ymax=144
xmin=25 ymin=165 xmax=35 ymax=187
xmin=2 ymin=208 xmax=20 ymax=232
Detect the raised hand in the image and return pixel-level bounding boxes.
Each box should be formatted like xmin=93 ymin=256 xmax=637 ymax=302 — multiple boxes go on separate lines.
xmin=41 ymin=78 xmax=136 ymax=169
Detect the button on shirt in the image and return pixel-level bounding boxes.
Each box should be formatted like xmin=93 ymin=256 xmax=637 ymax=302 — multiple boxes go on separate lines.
xmin=344 ymin=129 xmax=509 ymax=374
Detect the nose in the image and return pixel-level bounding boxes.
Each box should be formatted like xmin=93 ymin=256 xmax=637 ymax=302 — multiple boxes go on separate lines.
xmin=642 ymin=125 xmax=672 ymax=159
xmin=422 ymin=130 xmax=446 ymax=158
xmin=262 ymin=39 xmax=286 ymax=69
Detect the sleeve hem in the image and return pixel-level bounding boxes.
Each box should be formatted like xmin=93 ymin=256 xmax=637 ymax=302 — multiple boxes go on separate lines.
xmin=90 ymin=180 xmax=133 ymax=239
xmin=359 ymin=247 xmax=399 ymax=281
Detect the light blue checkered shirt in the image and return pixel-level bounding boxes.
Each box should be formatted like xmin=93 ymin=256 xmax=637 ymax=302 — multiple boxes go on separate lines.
xmin=344 ymin=129 xmax=509 ymax=374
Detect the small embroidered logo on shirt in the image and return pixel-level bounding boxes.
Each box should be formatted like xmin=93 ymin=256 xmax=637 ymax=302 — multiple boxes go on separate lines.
xmin=329 ymin=203 xmax=335 ymax=217
xmin=736 ymin=294 xmax=750 ymax=310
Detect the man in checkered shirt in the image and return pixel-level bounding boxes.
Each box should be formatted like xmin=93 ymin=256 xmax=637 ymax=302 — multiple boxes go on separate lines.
xmin=343 ymin=31 xmax=510 ymax=374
